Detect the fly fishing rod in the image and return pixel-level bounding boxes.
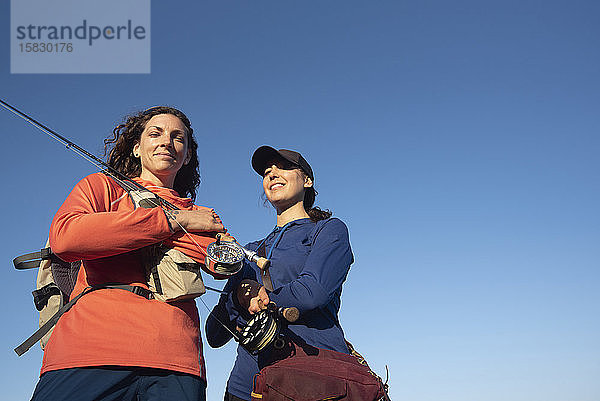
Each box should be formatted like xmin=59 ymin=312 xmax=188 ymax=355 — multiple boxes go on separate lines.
xmin=2 ymin=98 xmax=298 ymax=357
xmin=0 ymin=98 xmax=270 ymax=274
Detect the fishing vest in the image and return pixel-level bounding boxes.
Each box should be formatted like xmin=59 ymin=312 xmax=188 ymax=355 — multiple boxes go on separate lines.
xmin=13 ymin=175 xmax=206 ymax=355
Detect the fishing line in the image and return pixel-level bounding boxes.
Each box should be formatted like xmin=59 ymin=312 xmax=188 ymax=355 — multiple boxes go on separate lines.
xmin=198 ymin=296 xmax=241 ymax=342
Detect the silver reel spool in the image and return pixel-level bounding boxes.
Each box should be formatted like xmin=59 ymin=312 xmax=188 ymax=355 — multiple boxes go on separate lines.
xmin=206 ymin=240 xmax=244 ymax=276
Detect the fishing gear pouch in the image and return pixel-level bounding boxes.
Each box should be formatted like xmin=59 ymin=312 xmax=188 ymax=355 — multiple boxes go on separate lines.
xmin=251 ymin=340 xmax=387 ymax=401
xmin=142 ymin=245 xmax=206 ymax=302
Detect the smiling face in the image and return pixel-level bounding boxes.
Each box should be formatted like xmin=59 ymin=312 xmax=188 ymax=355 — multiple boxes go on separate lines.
xmin=133 ymin=113 xmax=191 ymax=186
xmin=262 ymin=158 xmax=313 ymax=212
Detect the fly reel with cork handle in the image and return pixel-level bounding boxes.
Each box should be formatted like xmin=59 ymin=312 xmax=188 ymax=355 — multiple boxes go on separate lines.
xmin=205 ymin=235 xmax=271 ymax=278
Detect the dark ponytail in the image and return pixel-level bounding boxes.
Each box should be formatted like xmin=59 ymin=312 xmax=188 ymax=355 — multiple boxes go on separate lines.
xmin=303 ymin=186 xmax=332 ymax=222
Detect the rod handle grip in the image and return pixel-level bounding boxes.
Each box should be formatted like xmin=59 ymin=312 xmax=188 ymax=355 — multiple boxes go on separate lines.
xmin=256 ymin=257 xmax=270 ymax=271
xmin=280 ymin=307 xmax=300 ymax=323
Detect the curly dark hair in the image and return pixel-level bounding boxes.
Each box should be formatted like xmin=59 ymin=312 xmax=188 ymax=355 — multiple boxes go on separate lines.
xmin=103 ymin=106 xmax=200 ymax=199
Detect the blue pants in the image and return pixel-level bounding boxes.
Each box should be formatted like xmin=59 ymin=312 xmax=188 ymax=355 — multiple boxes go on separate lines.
xmin=31 ymin=367 xmax=206 ymax=401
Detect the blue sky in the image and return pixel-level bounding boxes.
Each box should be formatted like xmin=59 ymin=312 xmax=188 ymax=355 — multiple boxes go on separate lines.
xmin=1 ymin=1 xmax=599 ymax=400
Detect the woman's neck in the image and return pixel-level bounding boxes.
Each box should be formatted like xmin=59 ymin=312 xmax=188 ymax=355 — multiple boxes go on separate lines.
xmin=276 ymin=202 xmax=310 ymax=227
xmin=139 ymin=170 xmax=175 ymax=189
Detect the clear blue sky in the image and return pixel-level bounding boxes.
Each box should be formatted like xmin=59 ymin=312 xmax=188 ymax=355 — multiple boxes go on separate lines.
xmin=1 ymin=1 xmax=599 ymax=400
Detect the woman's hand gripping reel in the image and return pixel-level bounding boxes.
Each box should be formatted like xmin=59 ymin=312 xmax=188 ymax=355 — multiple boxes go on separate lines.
xmin=238 ymin=303 xmax=299 ymax=354
xmin=235 ymin=279 xmax=298 ymax=354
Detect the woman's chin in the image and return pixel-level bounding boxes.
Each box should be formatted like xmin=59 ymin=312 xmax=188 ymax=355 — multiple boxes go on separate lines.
xmin=271 ymin=200 xmax=302 ymax=214
xmin=147 ymin=163 xmax=181 ymax=176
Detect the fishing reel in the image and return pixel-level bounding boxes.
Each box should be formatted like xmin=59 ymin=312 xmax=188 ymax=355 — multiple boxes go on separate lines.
xmin=206 ymin=235 xmax=271 ymax=279
xmin=237 ymin=303 xmax=299 ymax=354
xmin=205 ymin=239 xmax=245 ymax=277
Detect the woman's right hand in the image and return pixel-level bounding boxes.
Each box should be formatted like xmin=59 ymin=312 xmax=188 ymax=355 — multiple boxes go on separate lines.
xmin=166 ymin=208 xmax=225 ymax=233
xmin=237 ymin=279 xmax=270 ymax=315
xmin=247 ymin=286 xmax=270 ymax=314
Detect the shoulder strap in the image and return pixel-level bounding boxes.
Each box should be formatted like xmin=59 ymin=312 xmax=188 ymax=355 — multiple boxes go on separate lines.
xmin=101 ymin=170 xmax=162 ymax=210
xmin=255 ymin=239 xmax=274 ymax=292
xmin=13 ymin=248 xmax=53 ymax=270
xmin=100 ymin=172 xmax=164 ymax=291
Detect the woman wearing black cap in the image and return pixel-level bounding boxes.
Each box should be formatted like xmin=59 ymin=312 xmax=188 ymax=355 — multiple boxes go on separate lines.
xmin=206 ymin=146 xmax=354 ymax=401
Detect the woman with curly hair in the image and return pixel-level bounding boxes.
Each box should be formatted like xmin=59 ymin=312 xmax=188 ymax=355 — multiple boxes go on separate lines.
xmin=31 ymin=107 xmax=225 ymax=401
xmin=206 ymin=146 xmax=354 ymax=401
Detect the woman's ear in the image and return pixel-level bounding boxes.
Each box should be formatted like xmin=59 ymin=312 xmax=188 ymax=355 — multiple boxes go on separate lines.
xmin=304 ymin=176 xmax=313 ymax=188
xmin=132 ymin=143 xmax=140 ymax=158
xmin=184 ymin=150 xmax=191 ymax=165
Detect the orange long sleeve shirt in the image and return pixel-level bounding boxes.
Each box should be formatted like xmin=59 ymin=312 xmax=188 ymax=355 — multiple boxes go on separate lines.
xmin=42 ymin=172 xmax=220 ymax=379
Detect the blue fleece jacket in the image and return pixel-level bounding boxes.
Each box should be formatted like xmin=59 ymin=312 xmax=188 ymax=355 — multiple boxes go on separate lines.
xmin=205 ymin=217 xmax=354 ymax=400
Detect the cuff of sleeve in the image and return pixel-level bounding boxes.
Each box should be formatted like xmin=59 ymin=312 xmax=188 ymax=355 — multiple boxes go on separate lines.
xmin=161 ymin=209 xmax=176 ymax=233
xmin=224 ymin=291 xmax=242 ymax=323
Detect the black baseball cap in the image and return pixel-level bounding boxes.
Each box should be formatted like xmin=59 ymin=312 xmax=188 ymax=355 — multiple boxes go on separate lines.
xmin=251 ymin=146 xmax=314 ymax=181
